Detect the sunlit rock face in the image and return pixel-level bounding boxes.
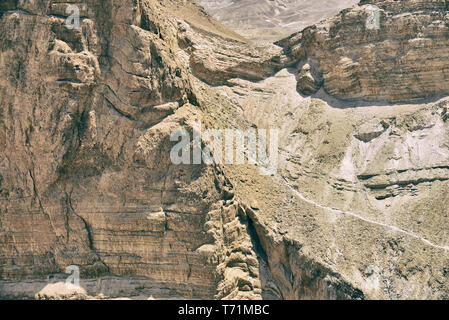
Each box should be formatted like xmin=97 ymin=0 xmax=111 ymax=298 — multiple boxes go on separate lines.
xmin=0 ymin=0 xmax=266 ymax=300
xmin=277 ymin=0 xmax=449 ymax=102
xmin=1 ymin=0 xmax=449 ymax=301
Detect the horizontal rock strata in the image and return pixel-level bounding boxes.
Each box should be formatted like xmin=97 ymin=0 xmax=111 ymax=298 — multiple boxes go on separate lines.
xmin=277 ymin=0 xmax=449 ymax=102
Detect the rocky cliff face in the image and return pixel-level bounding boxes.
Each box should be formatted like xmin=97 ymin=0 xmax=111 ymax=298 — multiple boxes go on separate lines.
xmin=278 ymin=0 xmax=449 ymax=102
xmin=0 ymin=0 xmax=267 ymax=299
xmin=197 ymin=0 xmax=359 ymax=41
xmin=1 ymin=0 xmax=449 ymax=300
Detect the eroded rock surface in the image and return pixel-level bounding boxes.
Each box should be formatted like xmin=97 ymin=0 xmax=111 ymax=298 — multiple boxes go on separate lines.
xmin=197 ymin=0 xmax=359 ymax=41
xmin=0 ymin=0 xmax=265 ymax=300
xmin=278 ymin=0 xmax=449 ymax=102
xmin=1 ymin=0 xmax=449 ymax=300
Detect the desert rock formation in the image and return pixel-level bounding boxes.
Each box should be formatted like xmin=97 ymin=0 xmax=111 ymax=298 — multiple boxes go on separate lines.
xmin=278 ymin=0 xmax=449 ymax=102
xmin=1 ymin=0 xmax=449 ymax=300
xmin=0 ymin=0 xmax=265 ymax=300
xmin=197 ymin=0 xmax=359 ymax=41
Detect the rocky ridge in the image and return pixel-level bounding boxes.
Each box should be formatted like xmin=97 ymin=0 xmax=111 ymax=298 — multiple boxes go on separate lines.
xmin=0 ymin=0 xmax=269 ymax=299
xmin=278 ymin=0 xmax=449 ymax=102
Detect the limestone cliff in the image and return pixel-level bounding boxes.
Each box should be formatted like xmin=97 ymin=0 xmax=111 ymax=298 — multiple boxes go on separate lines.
xmin=0 ymin=0 xmax=265 ymax=299
xmin=277 ymin=0 xmax=449 ymax=102
xmin=1 ymin=0 xmax=449 ymax=300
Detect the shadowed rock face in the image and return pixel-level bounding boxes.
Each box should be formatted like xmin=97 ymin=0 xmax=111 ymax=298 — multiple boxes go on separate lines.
xmin=1 ymin=0 xmax=449 ymax=300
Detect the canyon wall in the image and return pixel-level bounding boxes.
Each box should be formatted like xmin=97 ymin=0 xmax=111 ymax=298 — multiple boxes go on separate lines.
xmin=278 ymin=0 xmax=449 ymax=102
xmin=1 ymin=0 xmax=449 ymax=300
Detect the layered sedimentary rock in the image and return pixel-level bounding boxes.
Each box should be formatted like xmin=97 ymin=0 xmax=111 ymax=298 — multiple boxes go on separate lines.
xmin=1 ymin=0 xmax=449 ymax=300
xmin=202 ymin=65 xmax=449 ymax=299
xmin=0 ymin=0 xmax=265 ymax=299
xmin=197 ymin=0 xmax=359 ymax=41
xmin=278 ymin=0 xmax=449 ymax=102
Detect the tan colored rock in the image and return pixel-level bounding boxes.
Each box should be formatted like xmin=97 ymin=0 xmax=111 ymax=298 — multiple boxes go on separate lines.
xmin=1 ymin=0 xmax=449 ymax=301
xmin=297 ymin=61 xmax=323 ymax=96
xmin=277 ymin=0 xmax=449 ymax=102
xmin=0 ymin=0 xmax=264 ymax=300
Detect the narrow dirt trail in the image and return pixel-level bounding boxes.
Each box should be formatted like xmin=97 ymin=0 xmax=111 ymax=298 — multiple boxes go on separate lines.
xmin=280 ymin=177 xmax=449 ymax=251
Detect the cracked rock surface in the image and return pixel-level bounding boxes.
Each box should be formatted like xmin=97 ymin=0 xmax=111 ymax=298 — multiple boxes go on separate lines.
xmin=1 ymin=0 xmax=449 ymax=300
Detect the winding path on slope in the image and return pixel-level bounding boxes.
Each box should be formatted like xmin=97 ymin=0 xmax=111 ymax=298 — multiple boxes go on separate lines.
xmin=279 ymin=177 xmax=449 ymax=251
